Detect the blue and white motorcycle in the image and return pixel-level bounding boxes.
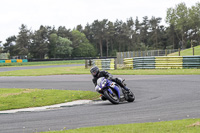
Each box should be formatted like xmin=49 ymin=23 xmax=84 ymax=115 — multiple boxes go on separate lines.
xmin=95 ymin=77 xmax=135 ymax=104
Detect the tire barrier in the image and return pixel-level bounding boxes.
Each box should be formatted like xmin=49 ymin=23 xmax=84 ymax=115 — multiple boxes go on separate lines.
xmin=0 ymin=60 xmax=5 ymax=63
xmin=124 ymin=56 xmax=200 ymax=69
xmin=183 ymin=56 xmax=200 ymax=68
xmin=93 ymin=59 xmax=116 ymax=70
xmin=0 ymin=59 xmax=28 ymax=63
xmin=124 ymin=58 xmax=134 ymax=69
xmin=134 ymin=57 xmax=156 ymax=69
xmin=155 ymin=56 xmax=183 ymax=69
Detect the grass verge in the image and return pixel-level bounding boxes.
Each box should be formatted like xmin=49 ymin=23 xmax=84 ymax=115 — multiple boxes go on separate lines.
xmin=0 ymin=60 xmax=84 ymax=67
xmin=0 ymin=66 xmax=200 ymax=76
xmin=0 ymin=88 xmax=99 ymax=111
xmin=168 ymin=45 xmax=200 ymax=56
xmin=41 ymin=119 xmax=200 ymax=133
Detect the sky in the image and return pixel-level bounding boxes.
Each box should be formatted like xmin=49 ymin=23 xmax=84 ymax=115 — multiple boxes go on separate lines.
xmin=0 ymin=0 xmax=199 ymax=44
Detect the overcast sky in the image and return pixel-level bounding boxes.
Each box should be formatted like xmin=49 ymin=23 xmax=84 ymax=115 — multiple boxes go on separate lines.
xmin=0 ymin=0 xmax=199 ymax=44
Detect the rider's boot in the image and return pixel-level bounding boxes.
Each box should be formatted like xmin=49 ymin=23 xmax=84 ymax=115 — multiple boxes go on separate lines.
xmin=124 ymin=86 xmax=130 ymax=93
xmin=114 ymin=78 xmax=130 ymax=93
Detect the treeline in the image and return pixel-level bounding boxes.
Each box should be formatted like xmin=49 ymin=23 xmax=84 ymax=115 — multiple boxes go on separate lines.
xmin=0 ymin=2 xmax=200 ymax=59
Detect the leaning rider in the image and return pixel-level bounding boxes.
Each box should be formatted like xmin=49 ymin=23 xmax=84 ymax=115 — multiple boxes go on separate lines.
xmin=90 ymin=66 xmax=130 ymax=100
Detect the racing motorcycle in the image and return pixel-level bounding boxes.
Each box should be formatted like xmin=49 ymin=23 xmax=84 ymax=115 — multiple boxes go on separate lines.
xmin=95 ymin=77 xmax=135 ymax=104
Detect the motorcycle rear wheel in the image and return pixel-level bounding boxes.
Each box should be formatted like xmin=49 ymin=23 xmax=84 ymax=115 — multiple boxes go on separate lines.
xmin=127 ymin=90 xmax=135 ymax=102
xmin=103 ymin=90 xmax=120 ymax=104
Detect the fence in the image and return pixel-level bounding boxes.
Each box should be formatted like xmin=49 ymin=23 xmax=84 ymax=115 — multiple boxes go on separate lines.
xmin=85 ymin=59 xmax=116 ymax=70
xmin=0 ymin=59 xmax=28 ymax=63
xmin=117 ymin=49 xmax=180 ymax=64
xmin=124 ymin=56 xmax=200 ymax=69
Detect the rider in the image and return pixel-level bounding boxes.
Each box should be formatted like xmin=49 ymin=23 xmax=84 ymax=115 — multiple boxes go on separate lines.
xmin=90 ymin=66 xmax=130 ymax=100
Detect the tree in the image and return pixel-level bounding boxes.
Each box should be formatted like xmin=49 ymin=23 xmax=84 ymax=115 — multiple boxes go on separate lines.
xmin=76 ymin=24 xmax=83 ymax=32
xmin=91 ymin=19 xmax=109 ymax=57
xmin=132 ymin=17 xmax=141 ymax=50
xmin=188 ymin=2 xmax=200 ymax=46
xmin=56 ymin=37 xmax=73 ymax=58
xmin=30 ymin=26 xmax=49 ymax=59
xmin=49 ymin=33 xmax=58 ymax=58
xmin=114 ymin=19 xmax=123 ymax=52
xmin=140 ymin=16 xmax=149 ymax=48
xmin=149 ymin=16 xmax=162 ymax=48
xmin=57 ymin=26 xmax=72 ymax=39
xmin=3 ymin=36 xmax=17 ymax=56
xmin=71 ymin=30 xmax=96 ymax=57
xmin=104 ymin=21 xmax=115 ymax=56
xmin=15 ymin=24 xmax=31 ymax=56
xmin=0 ymin=41 xmax=2 ymax=53
xmin=166 ymin=3 xmax=189 ymax=49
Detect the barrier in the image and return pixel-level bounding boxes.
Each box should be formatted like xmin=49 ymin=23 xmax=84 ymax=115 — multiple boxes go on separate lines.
xmin=0 ymin=59 xmax=28 ymax=63
xmin=17 ymin=59 xmax=23 ymax=63
xmin=0 ymin=60 xmax=5 ymax=63
xmin=11 ymin=59 xmax=17 ymax=63
xmin=93 ymin=59 xmax=116 ymax=70
xmin=183 ymin=56 xmax=200 ymax=68
xmin=155 ymin=57 xmax=183 ymax=69
xmin=133 ymin=57 xmax=155 ymax=69
xmin=123 ymin=56 xmax=200 ymax=69
xmin=22 ymin=59 xmax=28 ymax=62
xmin=5 ymin=60 xmax=11 ymax=63
xmin=123 ymin=58 xmax=133 ymax=69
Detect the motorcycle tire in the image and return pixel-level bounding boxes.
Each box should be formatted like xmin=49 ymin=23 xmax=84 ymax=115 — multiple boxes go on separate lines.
xmin=127 ymin=90 xmax=135 ymax=102
xmin=103 ymin=89 xmax=120 ymax=104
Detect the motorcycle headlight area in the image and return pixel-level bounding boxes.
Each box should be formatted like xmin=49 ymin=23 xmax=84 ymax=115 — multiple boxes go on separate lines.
xmin=101 ymin=80 xmax=107 ymax=88
xmin=95 ymin=86 xmax=101 ymax=91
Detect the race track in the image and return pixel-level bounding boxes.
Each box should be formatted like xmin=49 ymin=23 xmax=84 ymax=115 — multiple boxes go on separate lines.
xmin=0 ymin=68 xmax=200 ymax=133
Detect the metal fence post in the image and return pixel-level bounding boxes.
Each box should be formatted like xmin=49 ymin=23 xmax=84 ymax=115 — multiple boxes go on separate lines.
xmin=114 ymin=58 xmax=117 ymax=70
xmin=85 ymin=60 xmax=88 ymax=69
xmin=193 ymin=47 xmax=194 ymax=56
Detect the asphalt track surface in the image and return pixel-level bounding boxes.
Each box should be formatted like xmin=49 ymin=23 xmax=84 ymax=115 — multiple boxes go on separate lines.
xmin=0 ymin=66 xmax=200 ymax=133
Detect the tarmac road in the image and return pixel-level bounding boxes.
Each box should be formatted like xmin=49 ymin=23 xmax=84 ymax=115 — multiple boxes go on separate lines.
xmin=0 ymin=74 xmax=200 ymax=133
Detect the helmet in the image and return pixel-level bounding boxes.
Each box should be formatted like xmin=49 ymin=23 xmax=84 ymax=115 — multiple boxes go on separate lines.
xmin=90 ymin=66 xmax=99 ymax=77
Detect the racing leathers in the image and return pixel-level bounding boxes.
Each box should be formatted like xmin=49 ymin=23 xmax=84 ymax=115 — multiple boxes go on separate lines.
xmin=92 ymin=70 xmax=130 ymax=92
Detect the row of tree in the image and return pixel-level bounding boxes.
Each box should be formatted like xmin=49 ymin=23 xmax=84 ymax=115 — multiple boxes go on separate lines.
xmin=0 ymin=2 xmax=200 ymax=59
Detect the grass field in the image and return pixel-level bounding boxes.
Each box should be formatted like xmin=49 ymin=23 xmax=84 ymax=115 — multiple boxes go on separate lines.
xmin=168 ymin=45 xmax=200 ymax=56
xmin=0 ymin=66 xmax=200 ymax=76
xmin=0 ymin=60 xmax=84 ymax=67
xmin=0 ymin=88 xmax=99 ymax=111
xmin=41 ymin=118 xmax=200 ymax=133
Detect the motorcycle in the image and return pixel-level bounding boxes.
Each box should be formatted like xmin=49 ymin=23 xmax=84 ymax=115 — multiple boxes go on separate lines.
xmin=95 ymin=77 xmax=135 ymax=104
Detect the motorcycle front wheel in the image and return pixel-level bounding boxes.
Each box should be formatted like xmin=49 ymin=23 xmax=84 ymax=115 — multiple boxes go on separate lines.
xmin=103 ymin=89 xmax=120 ymax=104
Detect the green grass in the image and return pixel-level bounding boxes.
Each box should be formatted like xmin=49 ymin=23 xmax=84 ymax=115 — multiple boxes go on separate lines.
xmin=168 ymin=45 xmax=200 ymax=56
xmin=0 ymin=60 xmax=84 ymax=67
xmin=0 ymin=66 xmax=200 ymax=76
xmin=110 ymin=68 xmax=200 ymax=75
xmin=41 ymin=119 xmax=200 ymax=133
xmin=0 ymin=88 xmax=99 ymax=111
xmin=0 ymin=66 xmax=89 ymax=76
